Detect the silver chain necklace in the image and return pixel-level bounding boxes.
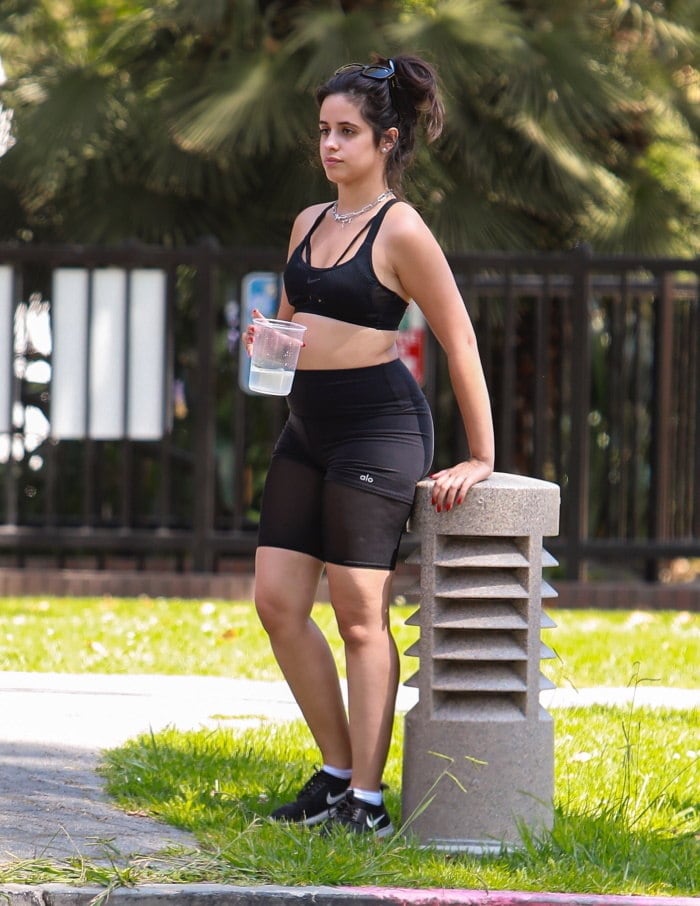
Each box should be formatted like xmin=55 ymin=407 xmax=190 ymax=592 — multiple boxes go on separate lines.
xmin=330 ymin=190 xmax=394 ymax=227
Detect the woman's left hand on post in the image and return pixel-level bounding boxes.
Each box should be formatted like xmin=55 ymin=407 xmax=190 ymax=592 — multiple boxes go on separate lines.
xmin=429 ymin=457 xmax=493 ymax=512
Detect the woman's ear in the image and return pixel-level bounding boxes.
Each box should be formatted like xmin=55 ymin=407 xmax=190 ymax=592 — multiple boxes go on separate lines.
xmin=380 ymin=128 xmax=398 ymax=154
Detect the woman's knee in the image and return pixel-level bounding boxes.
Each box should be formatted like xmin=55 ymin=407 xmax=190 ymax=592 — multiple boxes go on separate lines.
xmin=254 ymin=547 xmax=321 ymax=634
xmin=334 ymin=605 xmax=393 ymax=650
xmin=253 ymin=585 xmax=281 ymax=633
xmin=334 ymin=617 xmax=371 ymax=649
xmin=254 ymin=574 xmax=303 ymax=633
xmin=327 ymin=566 xmax=393 ymax=638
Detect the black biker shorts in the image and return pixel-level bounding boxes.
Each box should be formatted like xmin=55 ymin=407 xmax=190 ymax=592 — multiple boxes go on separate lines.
xmin=257 ymin=360 xmax=434 ymax=569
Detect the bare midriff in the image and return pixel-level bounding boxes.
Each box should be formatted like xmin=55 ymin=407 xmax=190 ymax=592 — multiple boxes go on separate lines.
xmin=292 ymin=312 xmax=399 ymax=370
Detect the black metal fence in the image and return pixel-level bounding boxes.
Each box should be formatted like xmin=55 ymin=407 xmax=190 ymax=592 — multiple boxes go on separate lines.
xmin=0 ymin=241 xmax=698 ymax=581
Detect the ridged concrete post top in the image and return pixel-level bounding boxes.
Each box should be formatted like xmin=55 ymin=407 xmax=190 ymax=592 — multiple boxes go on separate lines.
xmin=402 ymin=471 xmax=561 ymax=852
xmin=410 ymin=473 xmax=560 ymax=536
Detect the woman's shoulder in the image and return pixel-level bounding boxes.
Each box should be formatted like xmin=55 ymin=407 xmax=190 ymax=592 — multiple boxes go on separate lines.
xmin=383 ymin=199 xmax=438 ymax=248
xmin=294 ymin=201 xmax=333 ymax=229
xmin=286 ymin=202 xmax=332 ymax=251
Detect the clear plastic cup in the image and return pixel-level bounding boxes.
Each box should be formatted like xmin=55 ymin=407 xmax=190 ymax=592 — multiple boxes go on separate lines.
xmin=249 ymin=318 xmax=307 ymax=396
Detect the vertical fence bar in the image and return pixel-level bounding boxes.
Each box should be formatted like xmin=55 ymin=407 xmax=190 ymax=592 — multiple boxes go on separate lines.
xmin=0 ymin=266 xmax=12 ymax=437
xmin=532 ymin=275 xmax=550 ymax=477
xmin=232 ymin=362 xmax=247 ymax=532
xmin=693 ymin=275 xmax=700 ymax=539
xmin=44 ymin=426 xmax=57 ymax=529
xmin=566 ymin=246 xmax=593 ymax=580
xmin=610 ymin=272 xmax=627 ymax=538
xmin=629 ymin=291 xmax=642 ymax=538
xmin=0 ymin=265 xmax=16 ymax=527
xmin=552 ymin=293 xmax=566 ymax=503
xmin=498 ymin=270 xmax=517 ymax=473
xmin=673 ymin=292 xmax=690 ymax=537
xmin=121 ymin=268 xmax=133 ymax=529
xmin=192 ymin=243 xmax=218 ymax=571
xmin=648 ymin=271 xmax=674 ymax=579
xmin=229 ymin=265 xmax=246 ymax=533
xmin=82 ymin=272 xmax=95 ymax=528
xmin=473 ymin=271 xmax=493 ymax=396
xmin=453 ymin=268 xmax=476 ymax=464
xmin=157 ymin=263 xmax=177 ymax=531
xmin=7 ymin=266 xmax=23 ymax=532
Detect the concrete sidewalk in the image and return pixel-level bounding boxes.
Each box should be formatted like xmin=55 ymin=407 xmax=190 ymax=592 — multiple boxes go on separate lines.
xmin=0 ymin=672 xmax=312 ymax=865
xmin=0 ymin=673 xmax=698 ymax=904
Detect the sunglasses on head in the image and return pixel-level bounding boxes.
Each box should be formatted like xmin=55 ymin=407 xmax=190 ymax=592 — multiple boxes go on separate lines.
xmin=334 ymin=60 xmax=397 ymax=82
xmin=334 ymin=59 xmax=411 ymax=120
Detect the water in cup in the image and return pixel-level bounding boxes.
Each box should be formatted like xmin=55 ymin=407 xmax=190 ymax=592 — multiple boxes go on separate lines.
xmin=249 ymin=364 xmax=295 ymax=396
xmin=248 ymin=318 xmax=307 ymax=396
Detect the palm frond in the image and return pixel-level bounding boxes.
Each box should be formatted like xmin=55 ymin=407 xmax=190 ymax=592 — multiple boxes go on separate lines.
xmin=604 ymin=0 xmax=698 ymax=60
xmin=170 ymin=53 xmax=313 ymax=156
xmin=429 ymin=169 xmax=550 ymax=251
xmin=282 ymin=7 xmax=394 ymax=90
xmin=0 ymin=0 xmax=698 ymax=252
xmin=390 ymin=0 xmax=526 ymax=85
xmin=584 ymin=171 xmax=698 ymax=256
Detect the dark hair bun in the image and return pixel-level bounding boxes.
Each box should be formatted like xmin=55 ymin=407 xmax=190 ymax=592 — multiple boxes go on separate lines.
xmin=388 ymin=54 xmax=444 ymax=143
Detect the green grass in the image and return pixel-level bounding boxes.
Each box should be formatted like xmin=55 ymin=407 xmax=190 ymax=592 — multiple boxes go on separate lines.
xmin=1 ymin=596 xmax=698 ymax=689
xmin=0 ymin=596 xmax=698 ymax=894
xmin=94 ymin=705 xmax=698 ymax=896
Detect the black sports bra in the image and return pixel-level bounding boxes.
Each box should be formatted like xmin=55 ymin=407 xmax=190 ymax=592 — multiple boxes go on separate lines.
xmin=283 ymin=199 xmax=408 ymax=330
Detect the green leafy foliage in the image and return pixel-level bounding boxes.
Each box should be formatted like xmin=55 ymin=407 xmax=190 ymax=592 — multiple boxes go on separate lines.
xmin=0 ymin=0 xmax=698 ymax=251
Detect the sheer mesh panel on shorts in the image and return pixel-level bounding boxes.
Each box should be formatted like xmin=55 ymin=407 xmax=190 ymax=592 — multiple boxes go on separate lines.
xmin=258 ymin=456 xmax=325 ymax=561
xmin=258 ymin=456 xmax=413 ymax=570
xmin=321 ymin=481 xmax=413 ymax=570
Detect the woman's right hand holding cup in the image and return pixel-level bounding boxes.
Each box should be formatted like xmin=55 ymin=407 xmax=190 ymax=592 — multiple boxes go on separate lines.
xmin=243 ymin=309 xmax=263 ymax=357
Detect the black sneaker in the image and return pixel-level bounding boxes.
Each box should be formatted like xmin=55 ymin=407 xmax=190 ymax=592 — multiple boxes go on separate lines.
xmin=323 ymin=790 xmax=394 ymax=837
xmin=270 ymin=769 xmax=350 ymax=826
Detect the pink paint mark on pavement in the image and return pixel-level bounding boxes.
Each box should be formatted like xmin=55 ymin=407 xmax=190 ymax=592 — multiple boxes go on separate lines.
xmin=341 ymin=887 xmax=698 ymax=906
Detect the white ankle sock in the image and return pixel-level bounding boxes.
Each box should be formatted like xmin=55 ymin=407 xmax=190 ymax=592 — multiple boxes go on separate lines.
xmin=351 ymin=787 xmax=383 ymax=806
xmin=322 ymin=764 xmax=352 ymax=781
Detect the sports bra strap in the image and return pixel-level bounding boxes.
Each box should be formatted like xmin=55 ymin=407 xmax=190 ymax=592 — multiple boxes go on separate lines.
xmin=365 ymin=198 xmax=399 ymax=239
xmin=302 ymin=198 xmax=399 ymax=266
xmin=331 ymin=199 xmax=398 ymax=265
xmin=331 ymin=219 xmax=373 ymax=267
xmin=302 ymin=204 xmax=334 ymax=261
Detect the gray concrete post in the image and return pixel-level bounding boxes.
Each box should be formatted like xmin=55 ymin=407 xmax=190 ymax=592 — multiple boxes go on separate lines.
xmin=401 ymin=472 xmax=560 ymax=852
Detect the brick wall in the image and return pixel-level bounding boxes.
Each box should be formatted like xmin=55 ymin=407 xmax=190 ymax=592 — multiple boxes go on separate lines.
xmin=0 ymin=566 xmax=697 ymax=610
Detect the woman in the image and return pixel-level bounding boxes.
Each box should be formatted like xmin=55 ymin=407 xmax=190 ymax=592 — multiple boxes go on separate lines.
xmin=245 ymin=54 xmax=494 ymax=836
